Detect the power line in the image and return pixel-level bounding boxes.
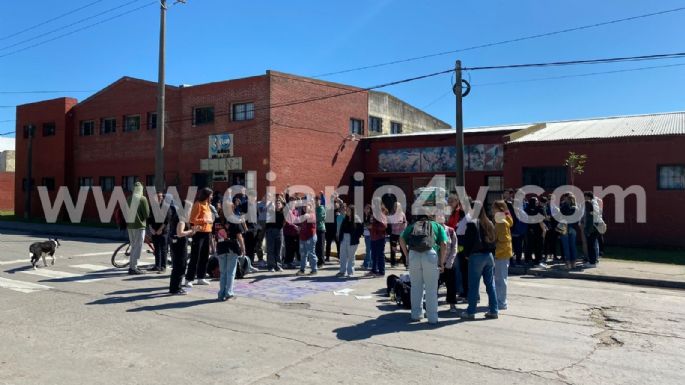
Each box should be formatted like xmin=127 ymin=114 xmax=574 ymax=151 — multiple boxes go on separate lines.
xmin=0 ymin=131 xmax=15 ymax=136
xmin=312 ymin=6 xmax=685 ymax=78
xmin=0 ymin=1 xmax=157 ymax=59
xmin=0 ymin=0 xmax=106 ymax=41
xmin=462 ymin=52 xmax=685 ymax=71
xmin=0 ymin=0 xmax=147 ymax=52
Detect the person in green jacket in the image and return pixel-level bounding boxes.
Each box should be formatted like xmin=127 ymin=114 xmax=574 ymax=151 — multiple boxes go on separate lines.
xmin=315 ymin=195 xmax=326 ymax=267
xmin=126 ymin=181 xmax=150 ymax=275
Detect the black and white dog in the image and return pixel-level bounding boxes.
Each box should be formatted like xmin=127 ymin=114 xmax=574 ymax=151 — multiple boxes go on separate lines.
xmin=29 ymin=239 xmax=61 ymax=269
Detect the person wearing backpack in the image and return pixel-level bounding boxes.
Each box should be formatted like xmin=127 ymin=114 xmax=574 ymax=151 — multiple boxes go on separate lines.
xmin=461 ymin=201 xmax=499 ymax=320
xmin=399 ymin=215 xmax=448 ymax=325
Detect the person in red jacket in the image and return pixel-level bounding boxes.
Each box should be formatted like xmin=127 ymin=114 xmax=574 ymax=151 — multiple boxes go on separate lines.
xmin=366 ymin=197 xmax=388 ymax=277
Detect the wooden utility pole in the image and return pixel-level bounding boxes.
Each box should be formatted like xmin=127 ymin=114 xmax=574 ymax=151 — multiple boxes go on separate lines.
xmin=454 ymin=60 xmax=465 ymax=189
xmin=154 ymin=0 xmax=167 ymax=192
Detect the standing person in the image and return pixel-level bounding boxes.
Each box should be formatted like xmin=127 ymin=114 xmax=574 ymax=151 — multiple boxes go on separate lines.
xmin=265 ymin=195 xmax=285 ymax=272
xmin=455 ymin=205 xmax=470 ymax=301
xmin=505 ymin=188 xmax=526 ymax=266
xmin=315 ymin=195 xmax=327 ymax=268
xmin=388 ymin=202 xmax=408 ymax=268
xmin=524 ymin=196 xmax=546 ymax=267
xmin=399 ymin=214 xmax=449 ymax=325
xmin=126 ymin=182 xmax=150 ymax=275
xmin=296 ymin=202 xmax=318 ymax=276
xmin=185 ymin=188 xmax=213 ymax=287
xmin=337 ymin=205 xmax=364 ymax=278
xmin=559 ymin=194 xmax=579 ymax=270
xmin=436 ymin=215 xmax=458 ymax=313
xmin=254 ymin=195 xmax=268 ymax=268
xmin=214 ymin=202 xmax=246 ymax=301
xmin=283 ymin=198 xmax=301 ymax=269
xmin=148 ymin=191 xmax=170 ymax=273
xmin=541 ymin=195 xmax=559 ymax=263
xmin=583 ymin=191 xmax=600 ymax=268
xmin=325 ymin=199 xmax=342 ymax=262
xmin=367 ymin=198 xmax=388 ymax=277
xmin=461 ymin=201 xmax=499 ymax=320
xmin=169 ymin=200 xmax=195 ymax=295
xmin=360 ymin=204 xmax=373 ymax=270
xmin=492 ymin=200 xmax=513 ymax=311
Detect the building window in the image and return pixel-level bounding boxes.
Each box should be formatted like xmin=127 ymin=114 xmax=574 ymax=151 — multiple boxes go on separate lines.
xmin=192 ymin=106 xmax=214 ymax=126
xmin=100 ymin=118 xmax=116 ymax=134
xmin=486 ymin=175 xmax=504 ymax=191
xmin=122 ymin=176 xmax=138 ymax=192
xmin=80 ymin=120 xmax=95 ymax=136
xmin=658 ymin=165 xmax=685 ymax=190
xmin=78 ymin=177 xmax=93 ymax=187
xmin=23 ymin=124 xmax=35 ymax=139
xmin=232 ymin=102 xmax=254 ymax=121
xmin=41 ymin=177 xmax=56 ymax=191
xmin=369 ymin=116 xmax=383 ymax=133
xmin=147 ymin=112 xmax=157 ymax=129
xmin=22 ymin=178 xmax=34 ymax=192
xmin=42 ymin=122 xmax=56 ymax=137
xmin=350 ymin=118 xmax=364 ymax=135
xmin=522 ymin=167 xmax=567 ymax=190
xmin=146 ymin=175 xmax=155 ymax=187
xmin=99 ymin=176 xmax=115 ymax=192
xmin=124 ymin=115 xmax=140 ymax=132
xmin=390 ymin=121 xmax=402 ymax=134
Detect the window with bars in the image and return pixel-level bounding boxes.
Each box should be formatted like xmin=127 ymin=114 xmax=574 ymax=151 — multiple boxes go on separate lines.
xmin=80 ymin=120 xmax=95 ymax=136
xmin=42 ymin=122 xmax=56 ymax=136
xmin=232 ymin=102 xmax=254 ymax=121
xmin=522 ymin=167 xmax=567 ymax=190
xmin=124 ymin=115 xmax=140 ymax=132
xmin=147 ymin=112 xmax=157 ymax=129
xmin=101 ymin=118 xmax=116 ymax=134
xmin=369 ymin=116 xmax=383 ymax=133
xmin=100 ymin=176 xmax=115 ymax=192
xmin=122 ymin=176 xmax=138 ymax=192
xmin=390 ymin=121 xmax=402 ymax=134
xmin=658 ymin=165 xmax=685 ymax=190
xmin=78 ymin=177 xmax=93 ymax=187
xmin=193 ymin=106 xmax=214 ymax=126
xmin=350 ymin=118 xmax=364 ymax=135
xmin=41 ymin=177 xmax=56 ymax=191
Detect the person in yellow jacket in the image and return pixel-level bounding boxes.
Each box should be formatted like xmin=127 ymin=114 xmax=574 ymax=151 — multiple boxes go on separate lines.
xmin=185 ymin=187 xmax=214 ymax=287
xmin=492 ymin=200 xmax=513 ymax=310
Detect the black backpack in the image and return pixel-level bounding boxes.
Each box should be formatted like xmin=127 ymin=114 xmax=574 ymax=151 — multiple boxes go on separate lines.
xmin=405 ymin=221 xmax=435 ymax=252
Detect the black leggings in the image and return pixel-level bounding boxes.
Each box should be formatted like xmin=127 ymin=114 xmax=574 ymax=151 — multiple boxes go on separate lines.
xmin=169 ymin=238 xmax=188 ymax=293
xmin=325 ymin=226 xmax=338 ymax=260
xmin=284 ymin=234 xmax=300 ymax=264
xmin=442 ymin=267 xmax=458 ymax=304
xmin=389 ymin=234 xmax=406 ymax=267
xmin=186 ymin=232 xmax=210 ymax=281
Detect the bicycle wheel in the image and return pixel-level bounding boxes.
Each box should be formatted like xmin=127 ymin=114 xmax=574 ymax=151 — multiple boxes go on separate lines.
xmin=111 ymin=242 xmax=131 ymax=268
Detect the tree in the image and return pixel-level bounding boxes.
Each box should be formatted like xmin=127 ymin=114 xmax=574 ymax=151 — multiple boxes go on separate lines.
xmin=564 ymin=151 xmax=587 ymax=186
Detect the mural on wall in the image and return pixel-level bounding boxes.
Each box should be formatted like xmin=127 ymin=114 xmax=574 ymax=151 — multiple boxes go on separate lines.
xmin=378 ymin=144 xmax=503 ymax=173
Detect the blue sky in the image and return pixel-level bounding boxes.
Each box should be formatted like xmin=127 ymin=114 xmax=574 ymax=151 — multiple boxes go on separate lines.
xmin=1 ymin=0 xmax=684 ymax=138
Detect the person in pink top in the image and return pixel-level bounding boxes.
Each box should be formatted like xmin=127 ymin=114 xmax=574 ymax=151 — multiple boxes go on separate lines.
xmin=296 ymin=202 xmax=318 ymax=276
xmin=388 ymin=202 xmax=408 ymax=268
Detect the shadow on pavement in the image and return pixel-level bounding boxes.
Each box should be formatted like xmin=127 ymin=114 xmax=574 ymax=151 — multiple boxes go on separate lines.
xmin=333 ymin=312 xmax=462 ymax=341
xmin=127 ymin=298 xmax=217 ymax=312
xmin=106 ymin=286 xmax=169 ymax=295
xmin=86 ymin=292 xmax=169 ymax=306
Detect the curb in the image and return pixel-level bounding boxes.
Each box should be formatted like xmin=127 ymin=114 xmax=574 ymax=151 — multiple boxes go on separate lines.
xmin=526 ymin=267 xmax=685 ymax=290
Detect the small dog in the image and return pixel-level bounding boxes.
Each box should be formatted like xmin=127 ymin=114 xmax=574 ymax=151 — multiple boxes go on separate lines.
xmin=29 ymin=239 xmax=61 ymax=269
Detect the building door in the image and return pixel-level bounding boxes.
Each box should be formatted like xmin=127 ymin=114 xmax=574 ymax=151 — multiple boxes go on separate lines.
xmin=231 ymin=172 xmax=245 ymax=187
xmin=192 ymin=173 xmax=209 ymax=189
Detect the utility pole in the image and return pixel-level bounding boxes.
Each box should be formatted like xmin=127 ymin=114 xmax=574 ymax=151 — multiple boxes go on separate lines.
xmin=154 ymin=0 xmax=167 ymax=193
xmin=24 ymin=125 xmax=33 ymax=219
xmin=454 ymin=60 xmax=465 ymax=190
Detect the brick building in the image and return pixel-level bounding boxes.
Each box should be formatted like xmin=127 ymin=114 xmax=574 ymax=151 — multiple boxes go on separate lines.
xmin=0 ymin=149 xmax=14 ymax=212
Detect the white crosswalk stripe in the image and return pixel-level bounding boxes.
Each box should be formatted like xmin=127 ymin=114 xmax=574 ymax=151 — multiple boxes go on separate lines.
xmin=19 ymin=269 xmax=103 ymax=283
xmin=71 ymin=264 xmax=113 ymax=272
xmin=0 ymin=277 xmax=52 ymax=293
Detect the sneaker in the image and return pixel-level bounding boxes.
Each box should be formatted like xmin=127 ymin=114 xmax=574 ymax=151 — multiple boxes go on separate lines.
xmin=584 ymin=263 xmax=597 ymax=268
xmin=346 ymin=274 xmax=354 ymax=278
xmin=183 ymin=280 xmax=193 ymax=288
xmin=268 ymin=268 xmax=275 ymax=272
xmin=147 ymin=265 xmax=160 ymax=272
xmin=195 ymin=279 xmax=210 ymax=285
xmin=364 ymin=272 xmax=376 ymax=277
xmin=295 ymin=270 xmax=306 ymax=276
xmin=128 ymin=268 xmax=144 ymax=275
xmin=170 ymin=289 xmax=187 ymax=296
xmin=275 ymin=267 xmax=284 ymax=272
xmin=157 ymin=267 xmax=167 ymax=274
xmin=248 ymin=268 xmax=259 ymax=273
xmin=460 ymin=312 xmax=475 ymax=320
xmin=335 ymin=272 xmax=345 ymax=277
xmin=309 ymin=271 xmax=318 ymax=276
xmin=538 ymin=262 xmax=548 ymax=268
xmin=449 ymin=305 xmax=458 ymax=313
xmin=484 ymin=312 xmax=499 ymax=319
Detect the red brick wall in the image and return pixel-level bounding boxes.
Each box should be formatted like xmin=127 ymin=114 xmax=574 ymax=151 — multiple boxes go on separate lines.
xmin=269 ymin=72 xmax=368 ymax=196
xmin=504 ymin=136 xmax=685 ymax=247
xmin=0 ymin=172 xmax=14 ymax=211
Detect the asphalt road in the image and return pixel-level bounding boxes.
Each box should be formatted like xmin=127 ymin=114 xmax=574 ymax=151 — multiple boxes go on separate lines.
xmin=1 ymin=230 xmax=683 ymax=385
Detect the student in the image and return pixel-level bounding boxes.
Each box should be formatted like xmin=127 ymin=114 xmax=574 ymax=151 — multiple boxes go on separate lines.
xmin=185 ymin=188 xmax=214 ymax=287
xmin=524 ymin=196 xmax=546 ymax=267
xmin=315 ymin=195 xmax=327 ymax=268
xmin=296 ymin=202 xmax=318 ymax=276
xmin=461 ymin=201 xmax=499 ymax=320
xmin=325 ymin=199 xmax=341 ymax=262
xmin=367 ymin=198 xmax=388 ymax=277
xmin=360 ymin=204 xmax=373 ymax=270
xmin=399 ymin=214 xmax=448 ymax=324
xmin=505 ymin=188 xmax=526 ymax=266
xmin=148 ymin=191 xmax=170 ymax=273
xmin=388 ymin=202 xmax=408 ymax=268
xmin=492 ymin=200 xmax=513 ymax=310
xmin=265 ymin=195 xmax=285 ymax=272
xmin=436 ymin=215 xmax=458 ymax=313
xmin=560 ymin=194 xmax=580 ymax=270
xmin=126 ymin=182 xmax=150 ymax=275
xmin=337 ymin=205 xmax=364 ymax=278
xmin=283 ymin=198 xmax=301 ymax=269
xmin=583 ymin=191 xmax=600 ymax=268
xmin=169 ymin=200 xmax=195 ymax=295
xmin=214 ymin=202 xmax=246 ymax=301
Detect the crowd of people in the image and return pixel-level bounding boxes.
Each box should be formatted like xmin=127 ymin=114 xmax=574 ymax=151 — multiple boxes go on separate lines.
xmin=121 ymin=181 xmax=606 ymax=322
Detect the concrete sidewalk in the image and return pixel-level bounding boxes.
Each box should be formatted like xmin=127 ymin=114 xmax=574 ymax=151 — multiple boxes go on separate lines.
xmin=0 ymin=221 xmax=126 ymax=241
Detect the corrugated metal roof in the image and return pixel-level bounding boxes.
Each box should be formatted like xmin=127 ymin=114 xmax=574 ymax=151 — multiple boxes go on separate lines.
xmin=509 ymin=111 xmax=685 ymax=143
xmin=363 ymin=123 xmax=530 ymax=140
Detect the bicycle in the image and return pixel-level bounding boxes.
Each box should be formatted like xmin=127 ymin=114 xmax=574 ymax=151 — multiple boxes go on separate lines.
xmin=111 ymin=235 xmax=156 ymax=268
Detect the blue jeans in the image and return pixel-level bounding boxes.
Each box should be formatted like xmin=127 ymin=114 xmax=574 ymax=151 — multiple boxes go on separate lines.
xmin=217 ymin=252 xmax=239 ymax=299
xmin=494 ymin=258 xmax=509 ymax=310
xmin=408 ymin=249 xmax=440 ymax=323
xmin=467 ymin=252 xmax=498 ymax=315
xmin=561 ymin=227 xmax=578 ymax=263
xmin=299 ymin=235 xmax=318 ymax=273
xmin=363 ymin=235 xmax=372 ymax=268
xmin=370 ymin=238 xmax=386 ymax=275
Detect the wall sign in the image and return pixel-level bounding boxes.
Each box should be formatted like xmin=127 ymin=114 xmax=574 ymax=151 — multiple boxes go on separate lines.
xmin=209 ymin=133 xmax=233 ymax=158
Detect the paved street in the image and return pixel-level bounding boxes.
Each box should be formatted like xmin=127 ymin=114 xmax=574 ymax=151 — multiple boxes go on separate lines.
xmin=1 ymin=230 xmax=684 ymax=385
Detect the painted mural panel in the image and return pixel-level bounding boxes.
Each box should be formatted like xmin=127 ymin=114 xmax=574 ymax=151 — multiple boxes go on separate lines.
xmin=378 ymin=148 xmax=421 ymax=172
